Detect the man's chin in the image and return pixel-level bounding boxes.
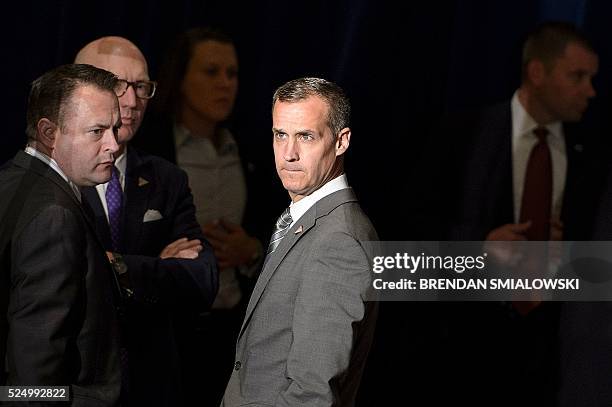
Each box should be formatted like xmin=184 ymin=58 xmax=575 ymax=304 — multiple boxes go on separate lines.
xmin=89 ymin=171 xmax=113 ymax=186
xmin=118 ymin=128 xmax=137 ymax=144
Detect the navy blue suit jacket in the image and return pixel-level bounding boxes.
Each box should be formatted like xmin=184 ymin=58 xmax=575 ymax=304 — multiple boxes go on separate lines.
xmin=448 ymin=101 xmax=586 ymax=241
xmin=439 ymin=101 xmax=589 ymax=405
xmin=82 ymin=146 xmax=218 ymax=406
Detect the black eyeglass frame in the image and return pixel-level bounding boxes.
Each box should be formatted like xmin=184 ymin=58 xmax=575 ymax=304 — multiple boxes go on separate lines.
xmin=115 ymin=79 xmax=157 ymax=99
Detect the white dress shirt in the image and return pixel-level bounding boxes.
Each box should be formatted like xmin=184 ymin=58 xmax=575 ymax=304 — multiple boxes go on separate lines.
xmin=288 ymin=174 xmax=350 ymax=227
xmin=175 ymin=125 xmax=247 ymax=309
xmin=511 ymin=91 xmax=567 ymax=223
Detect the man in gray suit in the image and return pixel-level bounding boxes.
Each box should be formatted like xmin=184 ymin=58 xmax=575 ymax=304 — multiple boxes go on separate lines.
xmin=222 ymin=77 xmax=378 ymax=406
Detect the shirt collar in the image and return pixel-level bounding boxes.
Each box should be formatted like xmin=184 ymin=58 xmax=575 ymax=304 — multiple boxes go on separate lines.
xmin=174 ymin=124 xmax=191 ymax=149
xmin=174 ymin=124 xmax=238 ymax=155
xmin=25 ymin=145 xmax=82 ymax=202
xmin=114 ymin=147 xmax=127 ymax=178
xmin=289 ymin=174 xmax=350 ymax=225
xmin=511 ymin=90 xmax=562 ymax=142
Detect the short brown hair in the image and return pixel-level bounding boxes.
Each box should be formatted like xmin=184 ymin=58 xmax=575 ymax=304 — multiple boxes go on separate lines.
xmin=522 ymin=21 xmax=595 ymax=79
xmin=26 ymin=63 xmax=118 ymax=141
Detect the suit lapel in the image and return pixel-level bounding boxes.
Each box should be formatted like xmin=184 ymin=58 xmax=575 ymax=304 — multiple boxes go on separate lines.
xmin=13 ymin=151 xmax=80 ymax=208
xmin=476 ymin=103 xmax=513 ymax=230
xmin=82 ymin=187 xmax=112 ymax=250
xmin=238 ymin=212 xmax=316 ymax=339
xmin=237 ymin=188 xmax=358 ymax=340
xmin=561 ymin=124 xmax=583 ymax=223
xmin=13 ymin=151 xmax=112 ymax=255
xmin=123 ymin=148 xmax=151 ymax=254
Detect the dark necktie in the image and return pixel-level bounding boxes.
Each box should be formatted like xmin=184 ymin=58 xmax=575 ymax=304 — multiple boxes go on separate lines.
xmin=519 ymin=126 xmax=552 ymax=241
xmin=267 ymin=207 xmax=293 ymax=255
xmin=106 ymin=166 xmax=123 ymax=251
xmin=514 ymin=127 xmax=552 ymax=315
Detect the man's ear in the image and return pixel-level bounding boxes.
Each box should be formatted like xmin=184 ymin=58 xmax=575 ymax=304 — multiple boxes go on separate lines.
xmin=37 ymin=118 xmax=58 ymax=150
xmin=335 ymin=127 xmax=351 ymax=157
xmin=527 ymin=59 xmax=546 ymax=86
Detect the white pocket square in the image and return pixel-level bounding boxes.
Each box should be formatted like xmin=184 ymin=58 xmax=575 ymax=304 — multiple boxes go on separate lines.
xmin=143 ymin=209 xmax=163 ymax=222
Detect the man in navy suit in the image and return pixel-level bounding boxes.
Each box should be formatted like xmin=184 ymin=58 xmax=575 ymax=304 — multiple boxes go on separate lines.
xmin=448 ymin=21 xmax=598 ymax=242
xmin=433 ymin=22 xmax=599 ymax=405
xmin=74 ymin=37 xmax=218 ymax=405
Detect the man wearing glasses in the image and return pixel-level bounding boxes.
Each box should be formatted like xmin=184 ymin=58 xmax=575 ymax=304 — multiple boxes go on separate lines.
xmin=75 ymin=37 xmax=218 ymax=406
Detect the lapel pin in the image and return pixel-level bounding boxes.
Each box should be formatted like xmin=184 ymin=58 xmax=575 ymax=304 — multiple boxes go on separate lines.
xmin=138 ymin=177 xmax=149 ymax=186
xmin=294 ymin=225 xmax=304 ymax=234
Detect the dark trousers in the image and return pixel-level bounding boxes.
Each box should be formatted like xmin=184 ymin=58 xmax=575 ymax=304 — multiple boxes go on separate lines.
xmin=182 ymin=306 xmax=245 ymax=406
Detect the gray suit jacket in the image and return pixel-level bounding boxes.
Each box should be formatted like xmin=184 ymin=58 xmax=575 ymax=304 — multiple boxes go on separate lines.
xmin=222 ymin=188 xmax=378 ymax=407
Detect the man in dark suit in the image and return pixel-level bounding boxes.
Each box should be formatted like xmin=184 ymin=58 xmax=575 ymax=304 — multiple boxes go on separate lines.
xmin=0 ymin=64 xmax=123 ymax=405
xmin=222 ymin=78 xmax=378 ymax=406
xmin=74 ymin=37 xmax=218 ymax=405
xmin=439 ymin=22 xmax=599 ymax=405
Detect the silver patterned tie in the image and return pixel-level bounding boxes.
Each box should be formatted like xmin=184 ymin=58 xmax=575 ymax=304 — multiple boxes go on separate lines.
xmin=267 ymin=207 xmax=293 ymax=255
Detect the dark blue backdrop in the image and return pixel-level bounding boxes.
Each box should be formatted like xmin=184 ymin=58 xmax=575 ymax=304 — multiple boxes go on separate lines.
xmin=4 ymin=0 xmax=609 ymax=238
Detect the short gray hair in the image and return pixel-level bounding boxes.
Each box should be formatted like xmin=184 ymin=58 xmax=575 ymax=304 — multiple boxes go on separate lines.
xmin=272 ymin=77 xmax=350 ymax=136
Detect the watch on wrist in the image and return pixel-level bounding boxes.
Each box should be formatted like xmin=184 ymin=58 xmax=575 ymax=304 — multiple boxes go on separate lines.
xmin=108 ymin=252 xmax=133 ymax=298
xmin=109 ymin=252 xmax=128 ymax=275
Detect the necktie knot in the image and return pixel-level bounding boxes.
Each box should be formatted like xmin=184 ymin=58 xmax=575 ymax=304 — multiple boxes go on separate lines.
xmin=267 ymin=207 xmax=293 ymax=255
xmin=533 ymin=126 xmax=549 ymax=142
xmin=275 ymin=207 xmax=292 ymax=230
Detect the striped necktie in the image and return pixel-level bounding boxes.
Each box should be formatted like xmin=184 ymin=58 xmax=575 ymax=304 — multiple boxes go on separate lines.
xmin=267 ymin=207 xmax=293 ymax=255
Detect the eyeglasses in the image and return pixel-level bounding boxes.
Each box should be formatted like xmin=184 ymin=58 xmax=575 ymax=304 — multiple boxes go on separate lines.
xmin=114 ymin=79 xmax=157 ymax=99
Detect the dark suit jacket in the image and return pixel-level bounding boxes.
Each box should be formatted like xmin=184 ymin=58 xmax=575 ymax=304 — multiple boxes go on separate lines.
xmin=0 ymin=151 xmax=121 ymax=406
xmin=436 ymin=101 xmax=592 ymax=405
xmin=447 ymin=101 xmax=586 ymax=241
xmin=82 ymin=146 xmax=218 ymax=406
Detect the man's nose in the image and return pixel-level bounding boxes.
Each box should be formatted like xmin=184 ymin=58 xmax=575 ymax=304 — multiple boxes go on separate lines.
xmin=283 ymin=138 xmax=299 ymax=161
xmin=585 ymin=79 xmax=596 ymax=98
xmin=120 ymin=85 xmax=137 ymax=108
xmin=104 ymin=129 xmax=120 ymax=154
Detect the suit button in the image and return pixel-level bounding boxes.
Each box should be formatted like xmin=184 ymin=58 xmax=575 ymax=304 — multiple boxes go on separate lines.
xmin=234 ymin=361 xmax=241 ymax=371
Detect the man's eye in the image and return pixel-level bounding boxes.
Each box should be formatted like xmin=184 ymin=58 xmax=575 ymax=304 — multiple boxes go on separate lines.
xmin=570 ymin=72 xmax=585 ymax=82
xmin=300 ymin=134 xmax=314 ymax=141
xmin=91 ymin=129 xmax=104 ymax=137
xmin=274 ymin=132 xmax=287 ymax=139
